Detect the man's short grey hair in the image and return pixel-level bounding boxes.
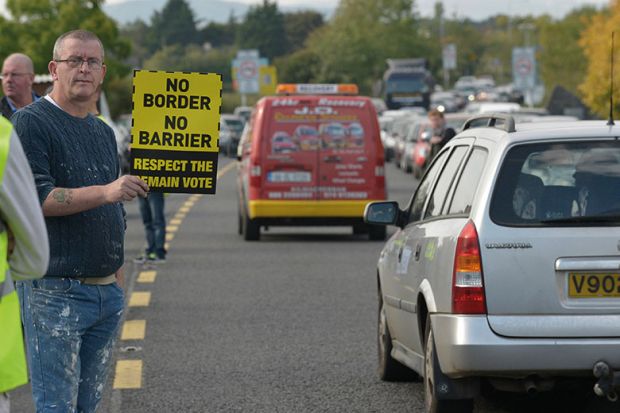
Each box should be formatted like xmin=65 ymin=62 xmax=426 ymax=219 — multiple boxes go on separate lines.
xmin=52 ymin=30 xmax=105 ymax=60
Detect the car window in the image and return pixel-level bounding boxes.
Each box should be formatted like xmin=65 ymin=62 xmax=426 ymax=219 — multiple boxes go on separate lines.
xmin=448 ymin=148 xmax=488 ymax=215
xmin=425 ymin=146 xmax=469 ymax=219
xmin=490 ymin=141 xmax=620 ymax=226
xmin=408 ymin=150 xmax=449 ymax=222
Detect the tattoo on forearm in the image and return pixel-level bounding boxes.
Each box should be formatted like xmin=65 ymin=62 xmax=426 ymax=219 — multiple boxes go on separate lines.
xmin=53 ymin=188 xmax=73 ymax=205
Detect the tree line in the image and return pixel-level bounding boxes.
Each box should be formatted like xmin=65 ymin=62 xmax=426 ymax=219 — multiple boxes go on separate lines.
xmin=0 ymin=0 xmax=617 ymax=118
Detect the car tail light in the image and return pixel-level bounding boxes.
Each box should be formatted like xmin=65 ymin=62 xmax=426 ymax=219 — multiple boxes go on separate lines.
xmin=452 ymin=220 xmax=487 ymax=314
xmin=250 ymin=164 xmax=261 ymax=187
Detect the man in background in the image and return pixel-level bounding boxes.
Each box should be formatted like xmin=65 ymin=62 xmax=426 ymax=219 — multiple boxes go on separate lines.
xmin=0 ymin=53 xmax=39 ymax=119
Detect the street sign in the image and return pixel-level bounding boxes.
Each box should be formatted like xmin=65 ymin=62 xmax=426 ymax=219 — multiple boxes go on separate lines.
xmin=512 ymin=47 xmax=536 ymax=90
xmin=232 ymin=55 xmax=269 ymax=95
xmin=442 ymin=43 xmax=457 ymax=70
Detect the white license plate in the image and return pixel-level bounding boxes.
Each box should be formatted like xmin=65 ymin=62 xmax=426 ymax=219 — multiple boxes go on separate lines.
xmin=267 ymin=171 xmax=311 ymax=183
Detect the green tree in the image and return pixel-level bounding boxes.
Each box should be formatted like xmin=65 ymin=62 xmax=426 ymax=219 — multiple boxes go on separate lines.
xmin=149 ymin=0 xmax=200 ymax=51
xmin=537 ymin=7 xmax=597 ymax=97
xmin=274 ymin=48 xmax=321 ymax=83
xmin=143 ymin=44 xmax=234 ymax=85
xmin=579 ymin=1 xmax=617 ymax=117
xmin=306 ymin=0 xmax=431 ymax=94
xmin=120 ymin=19 xmax=152 ymax=68
xmin=238 ymin=0 xmax=287 ymax=60
xmin=1 ymin=0 xmax=130 ymax=79
xmin=202 ymin=14 xmax=238 ymax=48
xmin=283 ymin=11 xmax=324 ymax=54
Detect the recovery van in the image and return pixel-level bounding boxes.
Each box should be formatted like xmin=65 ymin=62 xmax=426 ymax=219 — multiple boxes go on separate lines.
xmin=237 ymin=84 xmax=387 ymax=241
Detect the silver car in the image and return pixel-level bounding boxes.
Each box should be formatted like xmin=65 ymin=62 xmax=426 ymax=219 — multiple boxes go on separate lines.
xmin=365 ymin=114 xmax=620 ymax=412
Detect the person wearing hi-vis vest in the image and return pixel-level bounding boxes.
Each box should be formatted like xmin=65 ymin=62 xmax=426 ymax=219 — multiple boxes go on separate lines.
xmin=0 ymin=115 xmax=49 ymax=413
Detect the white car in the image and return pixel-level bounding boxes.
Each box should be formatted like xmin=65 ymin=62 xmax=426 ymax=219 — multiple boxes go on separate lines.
xmin=365 ymin=114 xmax=620 ymax=412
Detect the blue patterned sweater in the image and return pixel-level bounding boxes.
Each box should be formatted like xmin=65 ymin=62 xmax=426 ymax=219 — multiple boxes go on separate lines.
xmin=12 ymin=98 xmax=125 ymax=277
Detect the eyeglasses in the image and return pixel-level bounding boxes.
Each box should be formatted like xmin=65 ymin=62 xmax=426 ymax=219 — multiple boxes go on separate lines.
xmin=54 ymin=57 xmax=104 ymax=71
xmin=1 ymin=72 xmax=32 ymax=79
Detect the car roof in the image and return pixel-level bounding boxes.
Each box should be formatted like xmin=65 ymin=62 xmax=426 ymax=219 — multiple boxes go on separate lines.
xmin=221 ymin=114 xmax=243 ymax=121
xmin=456 ymin=119 xmax=620 ymax=144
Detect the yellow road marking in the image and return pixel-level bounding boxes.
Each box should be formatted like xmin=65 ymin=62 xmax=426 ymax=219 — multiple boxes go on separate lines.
xmin=137 ymin=271 xmax=157 ymax=283
xmin=121 ymin=320 xmax=146 ymax=340
xmin=179 ymin=206 xmax=190 ymax=213
xmin=164 ymin=242 xmax=170 ymax=251
xmin=129 ymin=292 xmax=151 ymax=307
xmin=166 ymin=225 xmax=178 ymax=233
xmin=217 ymin=161 xmax=236 ymax=179
xmin=165 ymin=233 xmax=175 ymax=242
xmin=113 ymin=360 xmax=142 ymax=389
xmin=170 ymin=218 xmax=182 ymax=225
xmin=174 ymin=213 xmax=186 ymax=220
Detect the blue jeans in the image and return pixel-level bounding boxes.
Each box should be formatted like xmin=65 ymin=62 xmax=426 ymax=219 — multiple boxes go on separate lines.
xmin=138 ymin=192 xmax=166 ymax=258
xmin=17 ymin=278 xmax=124 ymax=413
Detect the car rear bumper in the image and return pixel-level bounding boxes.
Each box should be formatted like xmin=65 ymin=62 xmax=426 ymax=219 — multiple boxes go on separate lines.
xmin=248 ymin=200 xmax=380 ymax=219
xmin=432 ymin=314 xmax=620 ymax=378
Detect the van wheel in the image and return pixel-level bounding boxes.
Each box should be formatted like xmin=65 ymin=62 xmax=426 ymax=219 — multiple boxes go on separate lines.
xmin=368 ymin=225 xmax=386 ymax=241
xmin=243 ymin=212 xmax=260 ymax=241
xmin=424 ymin=316 xmax=473 ymax=413
xmin=378 ymin=291 xmax=419 ymax=381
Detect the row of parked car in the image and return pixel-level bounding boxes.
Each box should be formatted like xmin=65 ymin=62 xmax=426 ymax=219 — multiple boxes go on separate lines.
xmin=379 ymin=102 xmax=579 ymax=181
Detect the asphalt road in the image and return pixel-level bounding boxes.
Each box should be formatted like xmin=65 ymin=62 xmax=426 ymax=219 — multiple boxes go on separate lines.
xmin=11 ymin=157 xmax=618 ymax=413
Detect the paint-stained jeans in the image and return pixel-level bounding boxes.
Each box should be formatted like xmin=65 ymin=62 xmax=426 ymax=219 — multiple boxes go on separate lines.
xmin=17 ymin=278 xmax=124 ymax=413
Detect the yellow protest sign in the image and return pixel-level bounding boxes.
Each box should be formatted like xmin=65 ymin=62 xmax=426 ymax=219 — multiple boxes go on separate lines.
xmin=130 ymin=70 xmax=222 ymax=194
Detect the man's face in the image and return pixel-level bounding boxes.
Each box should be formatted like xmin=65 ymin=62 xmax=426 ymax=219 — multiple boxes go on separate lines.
xmin=429 ymin=114 xmax=443 ymax=129
xmin=1 ymin=57 xmax=34 ymax=101
xmin=49 ymin=38 xmax=106 ymax=103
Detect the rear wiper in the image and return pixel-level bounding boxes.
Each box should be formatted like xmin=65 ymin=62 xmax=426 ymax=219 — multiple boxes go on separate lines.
xmin=540 ymin=215 xmax=620 ymax=224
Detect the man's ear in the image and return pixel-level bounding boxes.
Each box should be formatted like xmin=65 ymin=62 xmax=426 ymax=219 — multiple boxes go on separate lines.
xmin=48 ymin=60 xmax=58 ymax=81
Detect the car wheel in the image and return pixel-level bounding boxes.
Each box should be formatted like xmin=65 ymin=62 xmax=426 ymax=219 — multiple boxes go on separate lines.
xmin=368 ymin=225 xmax=386 ymax=241
xmin=378 ymin=291 xmax=419 ymax=381
xmin=424 ymin=316 xmax=473 ymax=413
xmin=243 ymin=210 xmax=260 ymax=241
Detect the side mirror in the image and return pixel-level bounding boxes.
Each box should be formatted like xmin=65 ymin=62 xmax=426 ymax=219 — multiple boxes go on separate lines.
xmin=421 ymin=131 xmax=432 ymax=142
xmin=364 ymin=201 xmax=401 ymax=226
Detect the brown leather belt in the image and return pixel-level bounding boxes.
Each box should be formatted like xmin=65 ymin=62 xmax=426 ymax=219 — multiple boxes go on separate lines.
xmin=75 ymin=274 xmax=116 ymax=285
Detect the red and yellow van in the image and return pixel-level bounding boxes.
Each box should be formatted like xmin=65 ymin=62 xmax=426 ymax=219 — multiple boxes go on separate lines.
xmin=237 ymin=84 xmax=387 ymax=241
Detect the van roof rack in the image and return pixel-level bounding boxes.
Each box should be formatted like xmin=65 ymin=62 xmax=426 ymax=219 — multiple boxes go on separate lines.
xmin=462 ymin=113 xmax=516 ymax=133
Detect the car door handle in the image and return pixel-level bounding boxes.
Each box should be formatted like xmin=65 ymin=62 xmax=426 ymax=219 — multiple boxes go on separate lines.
xmin=414 ymin=244 xmax=421 ymax=261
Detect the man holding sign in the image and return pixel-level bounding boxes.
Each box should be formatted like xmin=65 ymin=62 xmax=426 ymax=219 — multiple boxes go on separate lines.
xmin=12 ymin=29 xmax=148 ymax=412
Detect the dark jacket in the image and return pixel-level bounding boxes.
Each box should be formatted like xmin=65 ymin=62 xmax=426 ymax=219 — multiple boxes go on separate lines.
xmin=0 ymin=97 xmax=13 ymax=120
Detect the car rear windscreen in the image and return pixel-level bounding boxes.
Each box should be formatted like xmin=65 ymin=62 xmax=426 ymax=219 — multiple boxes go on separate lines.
xmin=490 ymin=141 xmax=620 ymax=226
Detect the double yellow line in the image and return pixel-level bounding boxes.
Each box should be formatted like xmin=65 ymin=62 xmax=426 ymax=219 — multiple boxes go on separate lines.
xmin=112 ymin=160 xmax=236 ymax=390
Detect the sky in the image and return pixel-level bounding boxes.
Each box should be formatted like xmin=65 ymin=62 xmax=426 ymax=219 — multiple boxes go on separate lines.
xmin=0 ymin=0 xmax=612 ymax=20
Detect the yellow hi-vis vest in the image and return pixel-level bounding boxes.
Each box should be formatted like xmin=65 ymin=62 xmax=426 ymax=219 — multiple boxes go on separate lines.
xmin=0 ymin=117 xmax=27 ymax=393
